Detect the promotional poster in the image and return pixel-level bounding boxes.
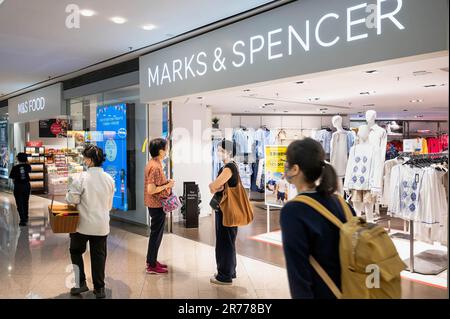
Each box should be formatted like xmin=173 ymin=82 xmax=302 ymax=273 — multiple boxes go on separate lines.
xmin=96 ymin=104 xmax=128 ymax=211
xmin=264 ymin=145 xmax=295 ymax=207
xmin=39 ymin=119 xmax=71 ymax=138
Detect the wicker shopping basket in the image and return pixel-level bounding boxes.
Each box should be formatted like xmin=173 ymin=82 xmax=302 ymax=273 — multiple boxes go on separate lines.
xmin=48 ymin=196 xmax=80 ymax=233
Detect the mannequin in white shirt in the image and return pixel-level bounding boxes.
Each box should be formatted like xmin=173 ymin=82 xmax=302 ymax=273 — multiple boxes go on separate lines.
xmin=360 ymin=110 xmax=387 ymax=219
xmin=351 ymin=125 xmax=376 ymax=222
xmin=330 ymin=115 xmax=348 ymax=183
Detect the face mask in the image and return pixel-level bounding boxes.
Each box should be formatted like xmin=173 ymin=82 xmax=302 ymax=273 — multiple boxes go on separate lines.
xmin=284 ymin=163 xmax=295 ymax=184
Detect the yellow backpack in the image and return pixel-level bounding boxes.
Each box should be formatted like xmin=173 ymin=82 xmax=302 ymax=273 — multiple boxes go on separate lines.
xmin=293 ymin=195 xmax=406 ymax=299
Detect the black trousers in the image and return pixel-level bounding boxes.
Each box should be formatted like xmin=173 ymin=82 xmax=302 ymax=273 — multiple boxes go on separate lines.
xmin=70 ymin=232 xmax=107 ymax=290
xmin=215 ymin=210 xmax=238 ymax=282
xmin=146 ymin=207 xmax=166 ymax=267
xmin=13 ymin=183 xmax=31 ymax=223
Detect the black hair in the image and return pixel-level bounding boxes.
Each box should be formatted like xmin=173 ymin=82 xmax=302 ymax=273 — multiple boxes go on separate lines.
xmin=82 ymin=144 xmax=106 ymax=167
xmin=149 ymin=138 xmax=168 ymax=158
xmin=220 ymin=139 xmax=237 ymax=158
xmin=17 ymin=153 xmax=28 ymax=163
xmin=286 ymin=138 xmax=338 ymax=196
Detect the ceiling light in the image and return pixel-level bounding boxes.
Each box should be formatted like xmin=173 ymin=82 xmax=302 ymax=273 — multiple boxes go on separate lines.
xmin=424 ymin=84 xmax=437 ymax=88
xmin=259 ymin=106 xmax=266 ymax=109
xmin=264 ymin=103 xmax=274 ymax=106
xmin=410 ymin=99 xmax=423 ymax=103
xmin=142 ymin=24 xmax=157 ymax=31
xmin=415 ymin=115 xmax=424 ymax=118
xmin=365 ymin=70 xmax=378 ymax=74
xmin=197 ymin=97 xmax=203 ymax=99
xmin=295 ymin=81 xmax=305 ymax=84
xmin=110 ymin=17 xmax=127 ymax=24
xmin=360 ymin=92 xmax=370 ymax=95
xmin=80 ymin=9 xmax=96 ymax=17
xmin=413 ymin=70 xmax=432 ymax=76
xmin=363 ymin=104 xmax=375 ymax=107
xmin=309 ymin=97 xmax=320 ymax=101
xmin=403 ymin=109 xmax=408 ymax=112
xmin=283 ymin=110 xmax=289 ymax=113
xmin=243 ymin=89 xmax=251 ymax=92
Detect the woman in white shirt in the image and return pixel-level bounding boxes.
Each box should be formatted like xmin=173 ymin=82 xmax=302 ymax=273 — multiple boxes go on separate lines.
xmin=66 ymin=145 xmax=115 ymax=299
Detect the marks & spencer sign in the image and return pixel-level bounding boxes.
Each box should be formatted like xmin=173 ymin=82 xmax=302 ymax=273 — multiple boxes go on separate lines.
xmin=140 ymin=0 xmax=448 ymax=102
xmin=8 ymin=83 xmax=64 ymax=123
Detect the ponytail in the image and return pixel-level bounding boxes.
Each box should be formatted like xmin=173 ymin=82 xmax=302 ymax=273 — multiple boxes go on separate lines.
xmin=286 ymin=138 xmax=338 ymax=197
xmin=317 ymin=163 xmax=338 ymax=196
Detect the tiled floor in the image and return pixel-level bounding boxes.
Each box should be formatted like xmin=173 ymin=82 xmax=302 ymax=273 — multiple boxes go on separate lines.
xmin=0 ymin=192 xmax=447 ymax=299
xmin=0 ymin=192 xmax=290 ymax=299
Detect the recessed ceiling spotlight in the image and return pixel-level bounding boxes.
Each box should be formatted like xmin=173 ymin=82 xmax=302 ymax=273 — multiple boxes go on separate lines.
xmin=264 ymin=103 xmax=274 ymax=106
xmin=296 ymin=81 xmax=305 ymax=84
xmin=309 ymin=97 xmax=320 ymax=101
xmin=243 ymin=89 xmax=251 ymax=92
xmin=360 ymin=92 xmax=370 ymax=95
xmin=142 ymin=24 xmax=157 ymax=31
xmin=413 ymin=70 xmax=432 ymax=76
xmin=424 ymin=84 xmax=437 ymax=88
xmin=410 ymin=99 xmax=423 ymax=103
xmin=365 ymin=70 xmax=378 ymax=74
xmin=80 ymin=9 xmax=96 ymax=17
xmin=110 ymin=17 xmax=127 ymax=24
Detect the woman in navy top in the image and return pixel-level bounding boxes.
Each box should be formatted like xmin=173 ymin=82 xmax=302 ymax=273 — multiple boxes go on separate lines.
xmin=280 ymin=138 xmax=355 ymax=299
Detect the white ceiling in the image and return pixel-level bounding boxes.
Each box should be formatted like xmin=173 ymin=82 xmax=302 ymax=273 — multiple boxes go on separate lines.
xmin=179 ymin=54 xmax=449 ymax=120
xmin=0 ymin=0 xmax=272 ymax=97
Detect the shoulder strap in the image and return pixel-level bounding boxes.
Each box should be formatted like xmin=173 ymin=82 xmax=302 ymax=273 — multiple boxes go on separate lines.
xmin=336 ymin=195 xmax=353 ymax=222
xmin=309 ymin=256 xmax=342 ymax=299
xmin=292 ymin=195 xmax=344 ymax=229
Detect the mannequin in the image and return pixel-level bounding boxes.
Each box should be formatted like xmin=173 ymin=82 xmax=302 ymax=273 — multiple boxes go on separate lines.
xmin=344 ymin=125 xmax=379 ymax=222
xmin=358 ymin=110 xmax=387 ymax=220
xmin=330 ymin=115 xmax=349 ymax=180
xmin=332 ymin=115 xmax=345 ymax=133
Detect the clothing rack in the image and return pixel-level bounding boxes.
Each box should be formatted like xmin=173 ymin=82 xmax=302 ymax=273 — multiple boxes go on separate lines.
xmin=390 ymin=152 xmax=448 ymax=274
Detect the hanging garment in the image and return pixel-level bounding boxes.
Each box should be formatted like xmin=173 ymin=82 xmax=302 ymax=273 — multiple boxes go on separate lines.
xmin=238 ymin=163 xmax=253 ymax=189
xmin=346 ymin=130 xmax=355 ymax=154
xmin=364 ymin=124 xmax=387 ymax=194
xmin=254 ymin=128 xmax=276 ymax=158
xmin=343 ymin=143 xmax=379 ymax=191
xmin=313 ymin=129 xmax=332 ymax=154
xmin=380 ymin=158 xmax=405 ymax=206
xmin=388 ymin=165 xmax=424 ymax=220
xmin=233 ymin=128 xmax=255 ymax=155
xmin=330 ymin=131 xmax=349 ymax=178
xmin=256 ymin=159 xmax=265 ymax=190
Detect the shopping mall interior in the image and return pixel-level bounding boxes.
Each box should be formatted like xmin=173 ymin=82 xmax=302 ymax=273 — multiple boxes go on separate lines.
xmin=0 ymin=0 xmax=448 ymax=301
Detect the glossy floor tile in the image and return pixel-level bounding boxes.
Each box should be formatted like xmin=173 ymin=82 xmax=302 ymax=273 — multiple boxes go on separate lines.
xmin=0 ymin=192 xmax=290 ymax=299
xmin=0 ymin=192 xmax=447 ymax=299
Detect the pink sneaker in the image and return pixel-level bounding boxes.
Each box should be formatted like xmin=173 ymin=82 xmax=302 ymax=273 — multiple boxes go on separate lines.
xmin=157 ymin=261 xmax=168 ymax=269
xmin=146 ymin=262 xmax=168 ymax=269
xmin=146 ymin=264 xmax=168 ymax=274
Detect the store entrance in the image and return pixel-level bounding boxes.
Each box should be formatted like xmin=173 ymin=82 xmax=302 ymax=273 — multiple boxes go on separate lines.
xmin=146 ymin=53 xmax=448 ymax=297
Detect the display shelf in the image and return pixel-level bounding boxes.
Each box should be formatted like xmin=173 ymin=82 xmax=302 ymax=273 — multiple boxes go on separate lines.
xmin=25 ymin=146 xmax=46 ymax=193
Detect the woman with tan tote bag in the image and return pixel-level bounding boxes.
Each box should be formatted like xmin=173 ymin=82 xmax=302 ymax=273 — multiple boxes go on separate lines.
xmin=209 ymin=139 xmax=254 ymax=285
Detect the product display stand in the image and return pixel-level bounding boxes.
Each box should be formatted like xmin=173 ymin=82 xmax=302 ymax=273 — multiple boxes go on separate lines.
xmin=25 ymin=146 xmax=46 ymax=193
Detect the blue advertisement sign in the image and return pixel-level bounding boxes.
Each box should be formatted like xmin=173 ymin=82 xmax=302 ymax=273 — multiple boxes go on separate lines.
xmin=96 ymin=104 xmax=128 ymax=211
